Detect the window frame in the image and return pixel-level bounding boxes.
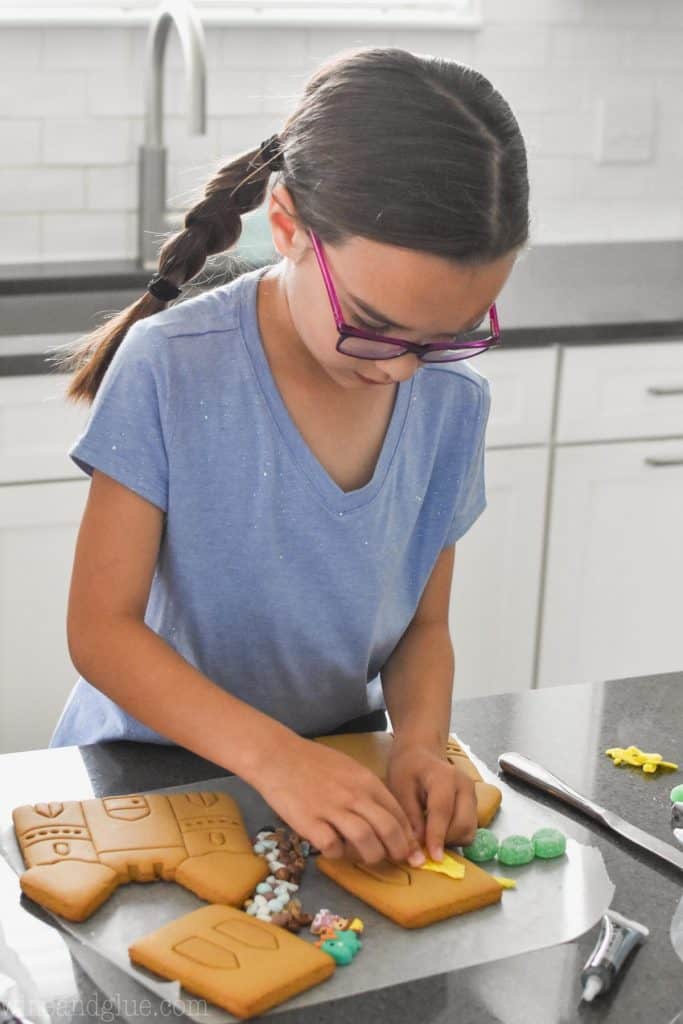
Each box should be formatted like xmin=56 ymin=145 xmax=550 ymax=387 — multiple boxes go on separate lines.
xmin=0 ymin=0 xmax=482 ymax=30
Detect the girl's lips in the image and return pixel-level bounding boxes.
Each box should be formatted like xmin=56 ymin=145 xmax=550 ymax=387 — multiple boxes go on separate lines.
xmin=355 ymin=371 xmax=390 ymax=385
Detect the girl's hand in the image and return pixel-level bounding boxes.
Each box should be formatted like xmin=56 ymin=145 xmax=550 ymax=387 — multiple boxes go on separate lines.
xmin=254 ymin=734 xmax=426 ymax=868
xmin=386 ymin=739 xmax=478 ymax=861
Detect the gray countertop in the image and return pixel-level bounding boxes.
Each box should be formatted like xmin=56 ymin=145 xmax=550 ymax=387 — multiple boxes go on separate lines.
xmin=0 ymin=671 xmax=681 ymax=1023
xmin=1 ymin=239 xmax=682 ymax=376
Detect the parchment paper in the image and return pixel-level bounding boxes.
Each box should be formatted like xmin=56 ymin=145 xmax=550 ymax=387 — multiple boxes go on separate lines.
xmin=0 ymin=741 xmax=614 ymax=1021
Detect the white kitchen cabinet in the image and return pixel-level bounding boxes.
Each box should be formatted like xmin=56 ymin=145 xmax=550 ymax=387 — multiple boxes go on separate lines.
xmin=556 ymin=340 xmax=683 ymax=443
xmin=538 ymin=438 xmax=683 ymax=688
xmin=449 ymin=446 xmax=550 ymax=698
xmin=447 ymin=347 xmax=557 ymax=697
xmin=0 ymin=375 xmax=89 ymax=483
xmin=478 ymin=345 xmax=557 ymax=448
xmin=0 ymin=477 xmax=89 ymax=754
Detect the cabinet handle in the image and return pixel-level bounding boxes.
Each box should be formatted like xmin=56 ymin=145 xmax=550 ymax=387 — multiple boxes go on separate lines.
xmin=644 ymin=456 xmax=683 ymax=468
xmin=647 ymin=385 xmax=683 ymax=397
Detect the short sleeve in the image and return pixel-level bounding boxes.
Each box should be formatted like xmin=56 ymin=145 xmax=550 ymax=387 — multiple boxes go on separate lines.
xmin=68 ymin=319 xmax=171 ymax=512
xmin=442 ymin=375 xmax=491 ymax=548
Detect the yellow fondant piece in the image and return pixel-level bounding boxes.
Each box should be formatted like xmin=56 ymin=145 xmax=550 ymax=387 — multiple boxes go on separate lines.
xmin=348 ymin=918 xmax=364 ymax=933
xmin=493 ymin=876 xmax=517 ymax=890
xmin=605 ymin=746 xmax=678 ymax=774
xmin=416 ymin=851 xmax=466 ymax=881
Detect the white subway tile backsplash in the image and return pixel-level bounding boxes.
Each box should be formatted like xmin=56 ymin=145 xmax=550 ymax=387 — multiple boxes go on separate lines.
xmin=473 ymin=25 xmax=548 ymax=70
xmin=0 ymin=215 xmax=41 ymax=263
xmin=482 ymin=0 xmax=582 ymax=24
xmin=0 ymin=120 xmax=41 ymax=165
xmin=532 ymin=198 xmax=683 ymax=244
xmin=623 ymin=29 xmax=683 ymax=71
xmin=581 ymin=1 xmax=656 ymax=28
xmin=208 ymin=70 xmax=265 ymax=116
xmin=43 ymin=118 xmax=129 ymax=165
xmin=389 ymin=29 xmax=477 ymax=62
xmin=163 ymin=115 xmax=223 ymax=163
xmin=0 ymin=71 xmax=86 ymax=118
xmin=0 ymin=168 xmax=84 ymax=212
xmin=218 ymin=115 xmax=283 ymax=157
xmin=221 ymin=28 xmax=308 ymax=69
xmin=85 ymin=165 xmax=137 ymax=211
xmin=87 ymin=70 xmax=144 ymax=118
xmin=261 ymin=69 xmax=310 ymax=117
xmin=548 ymin=26 xmax=628 ymax=65
xmin=42 ymin=27 xmax=130 ymax=69
xmin=531 ymin=155 xmax=680 ymax=202
xmin=0 ymin=28 xmax=42 ymax=68
xmin=307 ymin=28 xmax=392 ymax=64
xmin=42 ymin=211 xmax=132 ymax=260
xmin=656 ymin=0 xmax=683 ymax=28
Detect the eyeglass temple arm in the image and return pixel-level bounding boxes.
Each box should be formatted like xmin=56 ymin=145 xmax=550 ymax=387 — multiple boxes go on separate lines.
xmin=308 ymin=229 xmax=345 ymax=325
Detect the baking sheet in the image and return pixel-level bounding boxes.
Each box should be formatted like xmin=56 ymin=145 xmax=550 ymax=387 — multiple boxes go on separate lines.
xmin=0 ymin=740 xmax=614 ymax=1021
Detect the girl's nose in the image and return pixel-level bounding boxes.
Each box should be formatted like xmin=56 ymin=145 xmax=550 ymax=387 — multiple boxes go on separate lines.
xmin=373 ymin=353 xmax=420 ymax=382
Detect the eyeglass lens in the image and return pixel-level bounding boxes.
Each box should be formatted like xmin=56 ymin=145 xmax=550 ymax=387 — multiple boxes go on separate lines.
xmin=338 ymin=335 xmax=490 ymax=362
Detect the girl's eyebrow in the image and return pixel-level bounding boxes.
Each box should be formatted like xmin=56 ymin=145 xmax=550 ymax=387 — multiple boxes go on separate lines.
xmin=348 ymin=292 xmax=490 ymax=333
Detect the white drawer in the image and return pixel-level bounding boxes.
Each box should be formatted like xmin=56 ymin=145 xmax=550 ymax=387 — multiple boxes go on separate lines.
xmin=478 ymin=345 xmax=558 ymax=448
xmin=557 ymin=339 xmax=683 ymax=443
xmin=0 ymin=375 xmax=89 ymax=483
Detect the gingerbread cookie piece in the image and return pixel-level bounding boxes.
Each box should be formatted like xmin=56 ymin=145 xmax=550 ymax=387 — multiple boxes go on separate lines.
xmin=316 ymin=851 xmax=501 ymax=929
xmin=12 ymin=790 xmax=268 ymax=922
xmin=128 ymin=904 xmax=335 ymax=1019
xmin=314 ymin=732 xmax=502 ymax=830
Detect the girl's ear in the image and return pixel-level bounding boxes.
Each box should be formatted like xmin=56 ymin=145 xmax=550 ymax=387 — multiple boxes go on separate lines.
xmin=267 ymin=184 xmax=310 ymax=262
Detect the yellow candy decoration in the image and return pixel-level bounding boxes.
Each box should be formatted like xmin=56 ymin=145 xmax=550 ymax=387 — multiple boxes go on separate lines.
xmin=605 ymin=745 xmax=678 ymax=774
xmin=348 ymin=918 xmax=364 ymax=934
xmin=416 ymin=851 xmax=466 ymax=881
xmin=493 ymin=876 xmax=517 ymax=890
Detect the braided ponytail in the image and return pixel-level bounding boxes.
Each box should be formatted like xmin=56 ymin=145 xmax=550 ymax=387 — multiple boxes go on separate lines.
xmin=52 ymin=136 xmax=285 ymax=404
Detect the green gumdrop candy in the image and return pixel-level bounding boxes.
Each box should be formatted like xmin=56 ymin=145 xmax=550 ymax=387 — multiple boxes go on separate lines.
xmin=532 ymin=827 xmax=567 ymax=859
xmin=462 ymin=828 xmax=499 ymax=863
xmin=497 ymin=834 xmax=535 ymax=866
xmin=670 ymin=784 xmax=683 ymax=805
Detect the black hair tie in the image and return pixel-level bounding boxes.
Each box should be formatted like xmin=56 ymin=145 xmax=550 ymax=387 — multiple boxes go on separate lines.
xmin=146 ymin=273 xmax=181 ymax=301
xmin=258 ymin=134 xmax=284 ymax=171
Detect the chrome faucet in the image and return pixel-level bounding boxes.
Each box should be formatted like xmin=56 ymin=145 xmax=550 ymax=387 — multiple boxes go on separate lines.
xmin=138 ymin=0 xmax=207 ymax=270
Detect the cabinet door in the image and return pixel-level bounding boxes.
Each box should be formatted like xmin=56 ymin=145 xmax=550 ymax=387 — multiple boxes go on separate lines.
xmin=538 ymin=439 xmax=683 ymax=687
xmin=0 ymin=375 xmax=89 ymax=483
xmin=448 ymin=447 xmax=549 ymax=698
xmin=477 ymin=345 xmax=558 ymax=448
xmin=0 ymin=478 xmax=89 ymax=754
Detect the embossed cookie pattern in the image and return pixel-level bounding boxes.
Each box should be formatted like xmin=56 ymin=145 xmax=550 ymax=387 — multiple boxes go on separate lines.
xmin=12 ymin=790 xmax=269 ymax=921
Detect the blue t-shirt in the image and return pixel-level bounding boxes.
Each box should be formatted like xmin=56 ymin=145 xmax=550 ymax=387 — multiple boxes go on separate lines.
xmin=49 ymin=263 xmax=491 ymax=747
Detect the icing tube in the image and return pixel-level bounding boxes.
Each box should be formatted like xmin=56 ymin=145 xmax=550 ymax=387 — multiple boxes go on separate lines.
xmin=580 ymin=908 xmax=649 ymax=1002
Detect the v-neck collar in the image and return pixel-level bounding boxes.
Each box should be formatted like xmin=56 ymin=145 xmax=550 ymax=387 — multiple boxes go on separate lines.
xmin=238 ymin=264 xmax=414 ymax=514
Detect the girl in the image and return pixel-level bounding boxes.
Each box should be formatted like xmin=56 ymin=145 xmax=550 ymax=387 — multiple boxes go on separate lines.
xmin=49 ymin=47 xmax=529 ymax=870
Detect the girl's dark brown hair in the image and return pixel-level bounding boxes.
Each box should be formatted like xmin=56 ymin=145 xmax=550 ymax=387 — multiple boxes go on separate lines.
xmin=54 ymin=46 xmax=529 ymax=404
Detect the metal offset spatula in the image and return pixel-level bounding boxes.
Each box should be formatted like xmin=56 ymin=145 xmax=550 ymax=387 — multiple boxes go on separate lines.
xmin=498 ymin=751 xmax=683 ymax=875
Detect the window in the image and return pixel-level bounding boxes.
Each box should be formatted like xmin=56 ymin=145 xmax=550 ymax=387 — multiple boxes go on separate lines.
xmin=2 ymin=1 xmax=481 ymax=29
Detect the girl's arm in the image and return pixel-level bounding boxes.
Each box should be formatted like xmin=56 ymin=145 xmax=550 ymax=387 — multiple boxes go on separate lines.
xmin=67 ymin=469 xmax=423 ymax=867
xmin=380 ymin=545 xmax=478 ymax=857
xmin=67 ymin=469 xmax=291 ymax=781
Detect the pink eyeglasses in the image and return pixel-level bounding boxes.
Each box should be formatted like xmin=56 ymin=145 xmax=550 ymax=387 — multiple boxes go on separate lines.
xmin=308 ymin=228 xmax=501 ymax=363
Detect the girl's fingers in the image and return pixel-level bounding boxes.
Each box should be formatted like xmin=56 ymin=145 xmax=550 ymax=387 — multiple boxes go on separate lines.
xmin=386 ymin=775 xmax=426 ymax=847
xmin=352 ymin=795 xmax=424 ymax=864
xmin=331 ymin=810 xmax=387 ymax=864
xmin=307 ymin=820 xmax=345 ymax=859
xmin=446 ymin=777 xmax=478 ymax=847
xmin=367 ymin=775 xmax=423 ymax=849
xmin=424 ymin=773 xmax=458 ymax=861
